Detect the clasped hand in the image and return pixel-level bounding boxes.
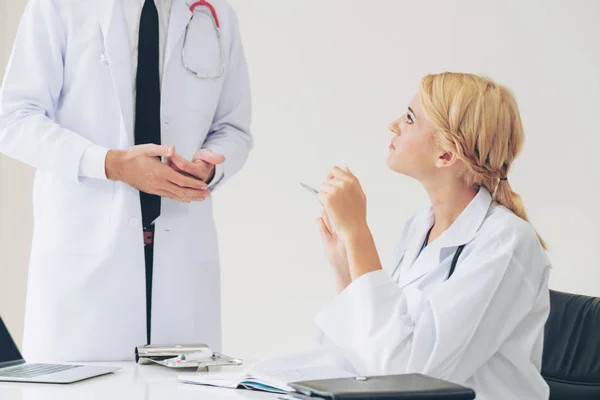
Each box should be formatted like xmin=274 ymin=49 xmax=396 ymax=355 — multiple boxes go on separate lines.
xmin=106 ymin=144 xmax=225 ymax=203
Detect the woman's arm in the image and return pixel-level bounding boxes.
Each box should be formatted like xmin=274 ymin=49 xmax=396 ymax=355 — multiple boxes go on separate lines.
xmin=318 ymin=166 xmax=383 ymax=281
xmin=318 ymin=210 xmax=352 ymax=293
xmin=345 ymin=226 xmax=383 ymax=280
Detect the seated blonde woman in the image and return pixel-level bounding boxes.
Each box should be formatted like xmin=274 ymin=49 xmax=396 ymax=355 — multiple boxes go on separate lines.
xmin=315 ymin=73 xmax=550 ymax=400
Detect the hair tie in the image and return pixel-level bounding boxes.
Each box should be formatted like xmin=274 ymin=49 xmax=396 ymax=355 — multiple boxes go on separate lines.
xmin=499 ymin=177 xmax=508 ymax=181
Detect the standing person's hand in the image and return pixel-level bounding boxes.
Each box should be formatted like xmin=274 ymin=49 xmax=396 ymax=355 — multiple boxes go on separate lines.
xmin=166 ymin=149 xmax=226 ymax=184
xmin=318 ymin=210 xmax=351 ymax=293
xmin=105 ymin=144 xmax=210 ymax=203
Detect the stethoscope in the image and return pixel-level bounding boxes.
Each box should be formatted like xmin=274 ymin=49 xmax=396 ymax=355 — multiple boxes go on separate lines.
xmin=182 ymin=0 xmax=226 ymax=79
xmin=390 ymin=244 xmax=466 ymax=282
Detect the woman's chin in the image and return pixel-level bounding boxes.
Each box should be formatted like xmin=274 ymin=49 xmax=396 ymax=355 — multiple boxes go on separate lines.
xmin=387 ymin=159 xmax=415 ymax=178
xmin=386 ymin=155 xmax=403 ymax=173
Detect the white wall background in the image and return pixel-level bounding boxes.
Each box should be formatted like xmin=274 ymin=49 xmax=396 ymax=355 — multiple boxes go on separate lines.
xmin=0 ymin=0 xmax=35 ymax=353
xmin=1 ymin=0 xmax=599 ymax=361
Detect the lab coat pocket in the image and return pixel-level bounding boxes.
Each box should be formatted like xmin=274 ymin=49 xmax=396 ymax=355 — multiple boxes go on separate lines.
xmin=183 ymin=11 xmax=224 ymax=79
xmin=37 ymin=176 xmax=114 ymax=255
xmin=176 ymin=14 xmax=225 ymax=113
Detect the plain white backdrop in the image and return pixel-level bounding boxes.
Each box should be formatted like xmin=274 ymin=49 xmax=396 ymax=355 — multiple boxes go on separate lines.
xmin=1 ymin=0 xmax=599 ymax=361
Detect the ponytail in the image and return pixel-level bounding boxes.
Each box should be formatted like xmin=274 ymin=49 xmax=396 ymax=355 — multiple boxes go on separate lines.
xmin=420 ymin=73 xmax=547 ymax=251
xmin=494 ymin=180 xmax=547 ymax=250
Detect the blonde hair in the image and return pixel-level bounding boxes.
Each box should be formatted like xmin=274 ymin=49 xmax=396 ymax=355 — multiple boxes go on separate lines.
xmin=419 ymin=72 xmax=547 ymax=250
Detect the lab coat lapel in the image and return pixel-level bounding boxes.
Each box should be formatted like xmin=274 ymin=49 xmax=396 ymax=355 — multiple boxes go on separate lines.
xmin=165 ymin=0 xmax=193 ymax=71
xmin=98 ymin=1 xmax=135 ymax=137
xmin=397 ymin=189 xmax=493 ymax=288
xmin=396 ymin=211 xmax=435 ymax=288
xmin=435 ymin=188 xmax=493 ymax=249
xmin=397 ymin=240 xmax=440 ymax=289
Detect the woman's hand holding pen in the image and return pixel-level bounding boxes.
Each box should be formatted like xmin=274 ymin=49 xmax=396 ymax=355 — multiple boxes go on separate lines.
xmin=318 ymin=166 xmax=383 ymax=282
xmin=318 ymin=166 xmax=368 ymax=242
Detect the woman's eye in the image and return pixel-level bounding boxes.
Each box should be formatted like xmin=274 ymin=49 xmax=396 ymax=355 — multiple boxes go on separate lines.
xmin=406 ymin=114 xmax=414 ymax=124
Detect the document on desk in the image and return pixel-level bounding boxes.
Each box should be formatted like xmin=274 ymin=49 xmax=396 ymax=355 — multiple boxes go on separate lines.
xmin=178 ymin=349 xmax=354 ymax=394
xmin=179 ymin=365 xmax=353 ymax=394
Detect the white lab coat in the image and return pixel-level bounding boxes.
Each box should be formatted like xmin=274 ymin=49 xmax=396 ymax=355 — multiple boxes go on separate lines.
xmin=0 ymin=0 xmax=252 ymax=361
xmin=315 ymin=189 xmax=551 ymax=400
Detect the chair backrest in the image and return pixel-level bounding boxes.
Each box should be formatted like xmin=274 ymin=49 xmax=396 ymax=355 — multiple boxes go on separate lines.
xmin=542 ymin=290 xmax=600 ymax=400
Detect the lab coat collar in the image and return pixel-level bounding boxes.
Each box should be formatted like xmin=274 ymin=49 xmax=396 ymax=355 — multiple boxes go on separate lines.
xmin=435 ymin=188 xmax=493 ymax=249
xmin=395 ymin=188 xmax=492 ymax=289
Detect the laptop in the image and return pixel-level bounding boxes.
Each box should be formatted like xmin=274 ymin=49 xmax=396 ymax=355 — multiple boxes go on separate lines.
xmin=0 ymin=317 xmax=119 ymax=384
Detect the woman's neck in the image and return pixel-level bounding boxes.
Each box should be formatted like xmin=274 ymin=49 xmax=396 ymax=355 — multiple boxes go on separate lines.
xmin=424 ymin=181 xmax=478 ymax=243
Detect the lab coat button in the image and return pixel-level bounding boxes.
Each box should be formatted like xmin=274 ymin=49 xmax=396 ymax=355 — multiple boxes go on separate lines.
xmin=129 ymin=217 xmax=139 ymax=227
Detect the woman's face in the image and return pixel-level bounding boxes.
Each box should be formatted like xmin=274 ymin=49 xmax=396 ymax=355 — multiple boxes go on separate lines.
xmin=387 ymin=93 xmax=441 ymax=180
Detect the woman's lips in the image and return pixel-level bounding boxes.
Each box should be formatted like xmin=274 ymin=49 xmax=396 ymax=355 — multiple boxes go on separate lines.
xmin=389 ymin=142 xmax=396 ymax=150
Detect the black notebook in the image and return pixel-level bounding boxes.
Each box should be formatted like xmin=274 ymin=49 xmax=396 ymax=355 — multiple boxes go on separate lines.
xmin=287 ymin=373 xmax=476 ymax=399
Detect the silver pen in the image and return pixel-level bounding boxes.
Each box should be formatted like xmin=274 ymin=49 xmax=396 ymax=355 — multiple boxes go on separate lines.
xmin=300 ymin=183 xmax=318 ymax=196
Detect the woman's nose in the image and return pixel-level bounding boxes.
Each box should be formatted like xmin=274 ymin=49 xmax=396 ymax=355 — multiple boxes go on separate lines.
xmin=389 ymin=120 xmax=401 ymax=135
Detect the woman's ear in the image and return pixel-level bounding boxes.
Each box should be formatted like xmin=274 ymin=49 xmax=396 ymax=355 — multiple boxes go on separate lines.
xmin=435 ymin=150 xmax=459 ymax=169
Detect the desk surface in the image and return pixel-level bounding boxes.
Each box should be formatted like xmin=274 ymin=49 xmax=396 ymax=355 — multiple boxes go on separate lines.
xmin=0 ymin=362 xmax=281 ymax=400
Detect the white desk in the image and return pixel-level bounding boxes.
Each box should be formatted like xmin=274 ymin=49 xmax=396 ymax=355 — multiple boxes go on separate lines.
xmin=0 ymin=362 xmax=281 ymax=400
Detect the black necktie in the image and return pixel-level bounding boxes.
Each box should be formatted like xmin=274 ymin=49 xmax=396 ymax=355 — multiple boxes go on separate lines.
xmin=135 ymin=0 xmax=161 ymax=345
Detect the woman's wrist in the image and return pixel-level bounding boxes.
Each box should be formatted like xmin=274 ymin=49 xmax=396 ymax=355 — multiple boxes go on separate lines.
xmin=341 ymin=222 xmax=371 ymax=247
xmin=334 ymin=272 xmax=351 ymax=294
xmin=343 ymin=223 xmax=383 ymax=279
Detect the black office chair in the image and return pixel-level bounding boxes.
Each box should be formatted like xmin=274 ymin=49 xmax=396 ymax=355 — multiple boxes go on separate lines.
xmin=542 ymin=290 xmax=600 ymax=400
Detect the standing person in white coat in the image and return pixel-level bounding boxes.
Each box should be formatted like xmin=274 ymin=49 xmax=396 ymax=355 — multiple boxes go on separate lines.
xmin=315 ymin=73 xmax=550 ymax=399
xmin=0 ymin=0 xmax=252 ymax=361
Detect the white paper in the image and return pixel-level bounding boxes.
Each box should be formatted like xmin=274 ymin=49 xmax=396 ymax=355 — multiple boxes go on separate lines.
xmin=179 ymin=348 xmax=354 ymax=394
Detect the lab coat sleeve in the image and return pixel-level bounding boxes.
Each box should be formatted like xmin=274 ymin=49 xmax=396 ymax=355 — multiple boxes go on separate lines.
xmin=0 ymin=0 xmax=109 ymax=183
xmin=315 ymin=231 xmax=540 ymax=384
xmin=78 ymin=145 xmax=110 ymax=180
xmin=206 ymin=163 xmax=224 ymax=189
xmin=201 ymin=7 xmax=253 ymax=191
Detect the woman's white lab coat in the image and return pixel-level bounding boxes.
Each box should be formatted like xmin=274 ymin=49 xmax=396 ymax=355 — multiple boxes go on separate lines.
xmin=315 ymin=189 xmax=551 ymax=400
xmin=0 ymin=0 xmax=251 ymax=361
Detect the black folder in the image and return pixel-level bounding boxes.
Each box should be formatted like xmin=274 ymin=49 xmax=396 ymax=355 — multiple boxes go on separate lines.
xmin=287 ymin=373 xmax=475 ymax=399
